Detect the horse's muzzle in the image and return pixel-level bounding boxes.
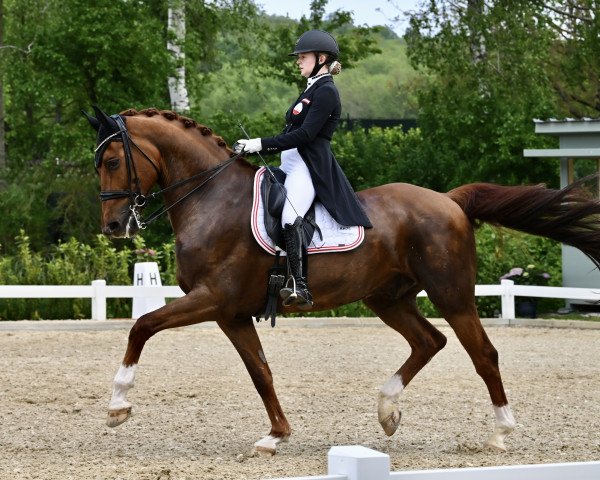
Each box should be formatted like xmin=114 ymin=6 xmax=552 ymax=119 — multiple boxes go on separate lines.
xmin=102 ymin=212 xmax=139 ymax=238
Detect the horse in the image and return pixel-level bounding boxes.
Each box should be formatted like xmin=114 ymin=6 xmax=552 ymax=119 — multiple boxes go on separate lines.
xmin=84 ymin=106 xmax=600 ymax=455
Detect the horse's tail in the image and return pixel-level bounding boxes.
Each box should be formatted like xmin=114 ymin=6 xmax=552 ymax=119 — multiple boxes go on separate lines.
xmin=446 ymin=176 xmax=600 ymax=268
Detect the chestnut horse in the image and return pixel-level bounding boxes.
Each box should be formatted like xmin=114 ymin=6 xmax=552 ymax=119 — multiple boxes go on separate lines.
xmin=85 ymin=106 xmax=600 ymax=455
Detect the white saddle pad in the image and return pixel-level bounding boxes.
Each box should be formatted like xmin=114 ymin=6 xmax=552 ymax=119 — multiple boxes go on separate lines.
xmin=251 ymin=167 xmax=365 ymax=255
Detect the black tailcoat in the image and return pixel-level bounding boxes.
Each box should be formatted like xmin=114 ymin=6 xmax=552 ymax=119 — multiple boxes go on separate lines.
xmin=261 ymin=76 xmax=372 ymax=228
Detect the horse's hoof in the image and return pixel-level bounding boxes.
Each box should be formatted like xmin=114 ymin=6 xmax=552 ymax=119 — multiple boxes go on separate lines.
xmin=252 ymin=434 xmax=288 ymax=456
xmin=252 ymin=445 xmax=277 ymax=457
xmin=485 ymin=425 xmax=512 ymax=452
xmin=485 ymin=438 xmax=507 ymax=452
xmin=106 ymin=406 xmax=132 ymax=427
xmin=378 ymin=396 xmax=402 ymax=436
xmin=379 ymin=410 xmax=402 ymax=436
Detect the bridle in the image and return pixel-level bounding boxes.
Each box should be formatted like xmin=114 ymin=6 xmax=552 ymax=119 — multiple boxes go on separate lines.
xmin=95 ymin=114 xmax=239 ymax=229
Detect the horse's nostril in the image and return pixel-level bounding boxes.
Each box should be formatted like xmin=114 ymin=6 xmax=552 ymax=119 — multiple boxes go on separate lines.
xmin=103 ymin=221 xmax=121 ymax=235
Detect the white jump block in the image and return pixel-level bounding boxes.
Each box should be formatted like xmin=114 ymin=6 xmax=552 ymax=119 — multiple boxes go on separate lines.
xmin=328 ymin=446 xmax=390 ymax=480
xmin=131 ymin=262 xmax=166 ymax=319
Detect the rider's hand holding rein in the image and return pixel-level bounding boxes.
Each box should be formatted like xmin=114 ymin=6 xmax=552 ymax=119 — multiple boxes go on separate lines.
xmin=233 ymin=138 xmax=262 ymax=154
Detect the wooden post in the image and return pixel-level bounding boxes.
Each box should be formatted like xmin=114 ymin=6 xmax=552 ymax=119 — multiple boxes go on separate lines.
xmin=500 ymin=279 xmax=515 ymax=321
xmin=91 ymin=280 xmax=107 ymax=321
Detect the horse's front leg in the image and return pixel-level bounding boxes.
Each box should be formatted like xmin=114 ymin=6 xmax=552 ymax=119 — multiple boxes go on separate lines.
xmin=218 ymin=318 xmax=291 ymax=455
xmin=107 ymin=288 xmax=221 ymax=427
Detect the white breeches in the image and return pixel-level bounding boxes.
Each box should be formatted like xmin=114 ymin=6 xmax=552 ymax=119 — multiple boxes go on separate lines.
xmin=279 ymin=148 xmax=316 ymax=227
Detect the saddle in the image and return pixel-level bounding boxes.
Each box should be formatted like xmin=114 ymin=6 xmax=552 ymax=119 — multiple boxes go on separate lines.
xmin=260 ymin=166 xmax=321 ymax=249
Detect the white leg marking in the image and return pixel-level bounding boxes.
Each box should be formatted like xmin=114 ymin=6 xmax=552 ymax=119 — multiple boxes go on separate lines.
xmin=380 ymin=373 xmax=405 ymax=398
xmin=494 ymin=404 xmax=516 ymax=430
xmin=486 ymin=404 xmax=516 ymax=451
xmin=109 ymin=364 xmax=137 ymax=410
xmin=378 ymin=374 xmax=404 ymax=436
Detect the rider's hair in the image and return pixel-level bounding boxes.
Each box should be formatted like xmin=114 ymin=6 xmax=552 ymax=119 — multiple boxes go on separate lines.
xmin=317 ymin=52 xmax=342 ymax=75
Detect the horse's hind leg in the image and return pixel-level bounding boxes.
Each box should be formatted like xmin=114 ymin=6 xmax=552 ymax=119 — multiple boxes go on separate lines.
xmin=364 ymin=293 xmax=447 ymax=437
xmin=430 ymin=291 xmax=516 ymax=451
xmin=218 ymin=318 xmax=291 ymax=455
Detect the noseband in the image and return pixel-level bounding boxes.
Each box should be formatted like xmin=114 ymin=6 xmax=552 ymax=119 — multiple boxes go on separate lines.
xmin=96 ymin=114 xmax=239 ymax=229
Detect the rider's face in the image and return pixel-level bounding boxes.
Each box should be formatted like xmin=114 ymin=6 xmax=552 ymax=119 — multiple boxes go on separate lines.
xmin=296 ymin=53 xmax=314 ymax=78
xmin=296 ymin=52 xmax=325 ymax=78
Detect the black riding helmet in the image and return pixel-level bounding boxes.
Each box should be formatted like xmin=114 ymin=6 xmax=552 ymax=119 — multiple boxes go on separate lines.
xmin=289 ymin=30 xmax=339 ymax=77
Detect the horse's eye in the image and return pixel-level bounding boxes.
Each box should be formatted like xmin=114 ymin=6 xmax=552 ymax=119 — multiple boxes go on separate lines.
xmin=106 ymin=158 xmax=120 ymax=170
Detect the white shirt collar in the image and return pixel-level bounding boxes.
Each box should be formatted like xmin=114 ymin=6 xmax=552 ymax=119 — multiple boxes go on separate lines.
xmin=305 ymin=73 xmax=331 ymax=92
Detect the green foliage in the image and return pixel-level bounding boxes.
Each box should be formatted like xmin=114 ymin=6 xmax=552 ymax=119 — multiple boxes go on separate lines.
xmin=404 ymin=1 xmax=562 ymax=188
xmin=335 ymin=37 xmax=419 ymax=119
xmin=4 ymin=0 xmax=174 ymax=168
xmin=539 ymin=0 xmax=600 ymax=117
xmin=332 ymin=126 xmax=432 ymax=190
xmin=0 ymin=231 xmax=177 ymax=320
xmin=0 ymin=156 xmax=99 ymax=250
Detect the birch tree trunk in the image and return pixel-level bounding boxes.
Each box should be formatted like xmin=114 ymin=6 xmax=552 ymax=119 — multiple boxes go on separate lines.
xmin=0 ymin=0 xmax=7 ymax=170
xmin=167 ymin=1 xmax=190 ymax=113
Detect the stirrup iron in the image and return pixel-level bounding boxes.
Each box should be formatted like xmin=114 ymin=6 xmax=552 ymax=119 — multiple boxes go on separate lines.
xmin=281 ymin=276 xmax=298 ymax=306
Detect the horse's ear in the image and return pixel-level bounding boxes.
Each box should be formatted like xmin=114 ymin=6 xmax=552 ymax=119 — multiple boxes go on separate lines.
xmin=81 ymin=109 xmax=100 ymax=131
xmin=92 ymin=105 xmax=119 ymax=133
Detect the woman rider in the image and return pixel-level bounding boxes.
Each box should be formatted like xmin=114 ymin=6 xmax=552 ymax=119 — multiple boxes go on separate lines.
xmin=234 ymin=30 xmax=372 ymax=310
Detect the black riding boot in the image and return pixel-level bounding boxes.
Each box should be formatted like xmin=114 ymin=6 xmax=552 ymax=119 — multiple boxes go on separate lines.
xmin=280 ymin=217 xmax=313 ymax=310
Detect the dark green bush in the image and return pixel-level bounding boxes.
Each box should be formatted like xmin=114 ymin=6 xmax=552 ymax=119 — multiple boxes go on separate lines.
xmin=0 ymin=222 xmax=563 ymax=320
xmin=0 ymin=232 xmax=176 ymax=320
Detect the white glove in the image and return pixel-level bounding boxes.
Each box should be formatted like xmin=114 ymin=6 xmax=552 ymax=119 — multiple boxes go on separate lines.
xmin=233 ymin=138 xmax=262 ymax=154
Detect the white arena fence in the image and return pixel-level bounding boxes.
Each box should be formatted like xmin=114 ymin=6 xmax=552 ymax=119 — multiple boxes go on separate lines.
xmin=0 ymin=279 xmax=598 ymax=321
xmin=267 ymin=445 xmax=600 ymax=480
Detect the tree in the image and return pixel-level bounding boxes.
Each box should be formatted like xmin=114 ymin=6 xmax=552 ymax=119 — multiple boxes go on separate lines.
xmin=168 ymin=0 xmax=190 ymax=113
xmin=0 ymin=0 xmax=5 ymax=171
xmin=0 ymin=0 xmax=179 ymax=249
xmin=536 ymin=0 xmax=600 ymax=117
xmin=0 ymin=0 xmax=262 ymax=250
xmin=404 ymin=0 xmax=560 ymax=189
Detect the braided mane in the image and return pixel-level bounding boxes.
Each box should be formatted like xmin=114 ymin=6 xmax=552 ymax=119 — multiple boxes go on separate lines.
xmin=119 ymin=108 xmax=235 ymax=156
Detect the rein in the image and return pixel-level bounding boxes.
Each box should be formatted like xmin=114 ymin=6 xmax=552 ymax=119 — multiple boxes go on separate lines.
xmin=140 ymin=155 xmax=238 ymax=227
xmin=97 ymin=114 xmax=240 ymax=229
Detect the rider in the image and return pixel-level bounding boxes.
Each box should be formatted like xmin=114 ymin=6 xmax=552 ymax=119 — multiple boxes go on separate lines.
xmin=234 ymin=29 xmax=372 ymax=310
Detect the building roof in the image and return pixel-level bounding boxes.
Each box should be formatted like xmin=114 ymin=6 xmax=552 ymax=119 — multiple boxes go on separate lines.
xmin=524 ymin=117 xmax=600 ymax=158
xmin=532 ymin=117 xmax=600 ymax=134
